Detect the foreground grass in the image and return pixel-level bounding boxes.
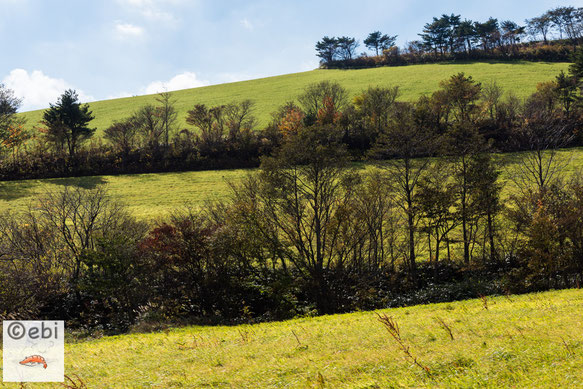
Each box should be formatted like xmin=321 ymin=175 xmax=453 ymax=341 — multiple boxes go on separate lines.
xmin=1 ymin=288 xmax=583 ymax=387
xmin=1 ymin=147 xmax=581 ymax=221
xmin=19 ymin=62 xmax=568 ymax=135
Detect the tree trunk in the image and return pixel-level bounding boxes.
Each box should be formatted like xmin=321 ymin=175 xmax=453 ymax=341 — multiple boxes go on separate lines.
xmin=408 ymin=211 xmax=417 ymax=277
xmin=487 ymin=212 xmax=497 ymax=261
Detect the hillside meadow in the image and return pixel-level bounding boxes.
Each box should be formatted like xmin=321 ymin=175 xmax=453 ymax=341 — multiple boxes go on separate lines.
xmin=0 ymin=147 xmax=580 ymax=221
xmin=1 ymin=288 xmax=583 ymax=388
xmin=18 ymin=62 xmax=569 ymax=136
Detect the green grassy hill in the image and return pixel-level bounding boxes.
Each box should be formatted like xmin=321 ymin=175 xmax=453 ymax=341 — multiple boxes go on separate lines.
xmin=19 ymin=62 xmax=569 ymax=136
xmin=1 ymin=288 xmax=582 ymax=388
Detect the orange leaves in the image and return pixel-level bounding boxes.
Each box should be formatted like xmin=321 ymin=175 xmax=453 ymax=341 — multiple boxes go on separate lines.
xmin=278 ymin=107 xmax=304 ymax=137
xmin=1 ymin=124 xmax=29 ymax=149
xmin=316 ymin=96 xmax=341 ymax=125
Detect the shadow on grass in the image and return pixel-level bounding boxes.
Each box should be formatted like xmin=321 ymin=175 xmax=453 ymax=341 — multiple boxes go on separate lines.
xmin=433 ymin=60 xmax=543 ymax=66
xmin=0 ymin=181 xmax=36 ymax=201
xmin=50 ymin=176 xmax=108 ymax=190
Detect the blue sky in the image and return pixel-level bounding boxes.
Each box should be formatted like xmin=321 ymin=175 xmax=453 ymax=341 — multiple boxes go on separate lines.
xmin=0 ymin=0 xmax=579 ymax=111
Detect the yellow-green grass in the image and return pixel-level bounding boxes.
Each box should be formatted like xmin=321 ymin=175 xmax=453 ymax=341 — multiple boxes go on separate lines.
xmin=0 ymin=169 xmax=249 ymax=221
xmin=1 ymin=147 xmax=581 ymax=221
xmin=19 ymin=62 xmax=569 ymax=136
xmin=1 ymin=288 xmax=583 ymax=387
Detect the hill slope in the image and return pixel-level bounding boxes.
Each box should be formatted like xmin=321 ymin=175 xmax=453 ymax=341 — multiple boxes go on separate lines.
xmin=19 ymin=61 xmax=569 ymax=136
xmin=1 ymin=288 xmax=581 ymax=388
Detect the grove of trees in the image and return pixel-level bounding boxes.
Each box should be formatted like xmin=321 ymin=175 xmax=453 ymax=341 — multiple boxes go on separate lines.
xmin=316 ymin=6 xmax=583 ymax=68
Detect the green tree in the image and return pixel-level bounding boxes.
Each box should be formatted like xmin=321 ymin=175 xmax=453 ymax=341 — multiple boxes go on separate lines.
xmin=0 ymin=84 xmax=22 ymax=138
xmin=474 ymin=18 xmax=499 ymax=51
xmin=526 ymin=14 xmax=552 ymax=43
xmin=336 ymin=36 xmax=359 ymax=60
xmin=364 ymin=31 xmax=397 ymax=56
xmin=439 ymin=73 xmax=489 ymax=264
xmin=569 ymin=46 xmax=583 ymax=81
xmin=42 ymin=89 xmax=95 ymax=160
xmin=420 ymin=16 xmax=450 ymax=56
xmin=236 ymin=125 xmax=357 ymax=313
xmin=353 ymin=86 xmax=399 ymax=138
xmin=555 ymin=71 xmax=578 ymax=116
xmin=0 ymin=84 xmax=27 ymax=162
xmin=439 ymin=73 xmax=482 ymax=123
xmin=547 ymin=7 xmax=579 ymax=40
xmin=444 ymin=14 xmax=462 ymax=53
xmin=500 ymin=20 xmax=525 ymax=48
xmin=457 ymin=19 xmax=476 ymax=53
xmin=315 ymin=36 xmax=339 ymax=64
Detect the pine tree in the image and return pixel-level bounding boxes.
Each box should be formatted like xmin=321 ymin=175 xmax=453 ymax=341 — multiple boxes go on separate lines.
xmin=42 ymin=89 xmax=95 ymax=160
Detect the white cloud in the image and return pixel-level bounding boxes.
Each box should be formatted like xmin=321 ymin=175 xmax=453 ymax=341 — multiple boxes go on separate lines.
xmin=117 ymin=0 xmax=178 ymax=22
xmin=142 ymin=72 xmax=209 ymax=94
xmin=240 ymin=18 xmax=253 ymax=30
xmin=2 ymin=69 xmax=94 ymax=111
xmin=115 ymin=22 xmax=145 ymax=39
xmin=141 ymin=8 xmax=174 ymax=22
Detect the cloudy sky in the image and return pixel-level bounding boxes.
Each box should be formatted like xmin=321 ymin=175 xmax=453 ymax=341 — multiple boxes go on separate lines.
xmin=0 ymin=0 xmax=578 ymax=111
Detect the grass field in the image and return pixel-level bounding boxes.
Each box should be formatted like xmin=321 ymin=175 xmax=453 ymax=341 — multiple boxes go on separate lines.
xmin=0 ymin=168 xmax=249 ymax=221
xmin=0 ymin=148 xmax=580 ymax=221
xmin=18 ymin=62 xmax=569 ymax=136
xmin=1 ymin=288 xmax=583 ymax=387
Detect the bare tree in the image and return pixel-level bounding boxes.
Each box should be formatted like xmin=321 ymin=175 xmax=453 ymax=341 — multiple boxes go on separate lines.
xmin=104 ymin=116 xmax=140 ymax=158
xmin=511 ymin=117 xmax=572 ymax=192
xmin=225 ymin=99 xmax=256 ymax=139
xmin=0 ymin=186 xmax=146 ymax=317
xmin=371 ymin=102 xmax=438 ymax=279
xmin=352 ymin=169 xmax=402 ymax=272
xmin=511 ymin=104 xmax=573 ymax=193
xmin=481 ymin=82 xmax=504 ymax=121
xmin=156 ymin=91 xmax=178 ymax=149
xmin=418 ymin=164 xmax=458 ymax=263
xmin=135 ymin=104 xmax=164 ymax=152
xmin=35 ymin=186 xmax=144 ymax=283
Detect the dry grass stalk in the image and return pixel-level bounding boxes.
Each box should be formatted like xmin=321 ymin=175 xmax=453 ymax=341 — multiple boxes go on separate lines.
xmin=434 ymin=316 xmax=454 ymax=340
xmin=376 ymin=313 xmax=431 ymax=374
xmin=291 ymin=329 xmax=302 ymax=346
xmin=61 ymin=374 xmax=88 ymax=389
xmin=560 ymin=336 xmax=575 ymax=356
xmin=478 ymin=294 xmax=489 ymax=310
